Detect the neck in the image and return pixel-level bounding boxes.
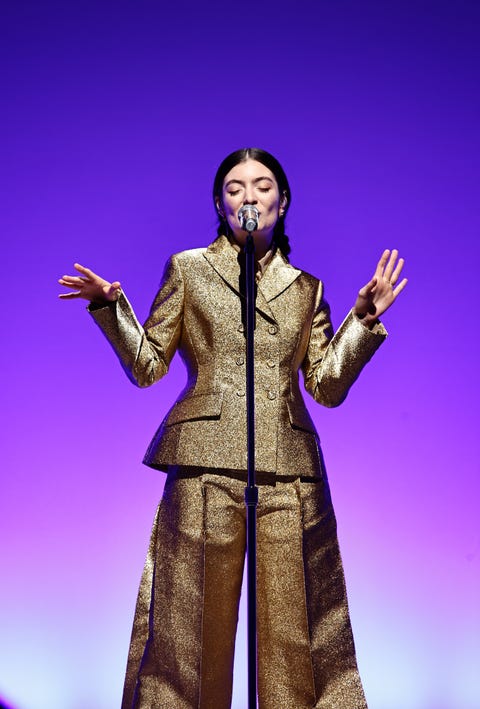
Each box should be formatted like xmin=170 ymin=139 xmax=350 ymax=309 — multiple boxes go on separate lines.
xmin=229 ymin=233 xmax=273 ymax=260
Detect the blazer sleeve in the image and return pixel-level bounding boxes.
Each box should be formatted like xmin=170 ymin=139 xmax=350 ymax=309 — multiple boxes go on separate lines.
xmin=88 ymin=254 xmax=184 ymax=388
xmin=302 ymin=280 xmax=388 ymax=408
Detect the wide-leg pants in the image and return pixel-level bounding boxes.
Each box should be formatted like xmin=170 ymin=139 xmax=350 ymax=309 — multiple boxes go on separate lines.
xmin=121 ymin=472 xmax=367 ymax=709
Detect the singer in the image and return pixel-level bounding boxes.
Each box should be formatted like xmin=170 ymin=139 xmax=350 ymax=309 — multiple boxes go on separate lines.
xmin=59 ymin=148 xmax=407 ymax=709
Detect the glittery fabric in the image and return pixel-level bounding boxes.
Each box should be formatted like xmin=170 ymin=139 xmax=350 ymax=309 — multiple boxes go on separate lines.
xmin=90 ymin=234 xmax=387 ymax=479
xmin=122 ymin=472 xmax=367 ymax=709
xmin=89 ymin=234 xmax=385 ymax=707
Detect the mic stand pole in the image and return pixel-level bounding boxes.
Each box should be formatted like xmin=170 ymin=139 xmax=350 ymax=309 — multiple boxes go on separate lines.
xmin=244 ymin=230 xmax=258 ymax=709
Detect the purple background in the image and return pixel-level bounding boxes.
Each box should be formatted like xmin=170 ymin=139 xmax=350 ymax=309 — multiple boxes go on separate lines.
xmin=2 ymin=1 xmax=479 ymax=707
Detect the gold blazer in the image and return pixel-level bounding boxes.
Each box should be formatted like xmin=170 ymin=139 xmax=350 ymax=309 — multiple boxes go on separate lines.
xmin=90 ymin=235 xmax=387 ymax=478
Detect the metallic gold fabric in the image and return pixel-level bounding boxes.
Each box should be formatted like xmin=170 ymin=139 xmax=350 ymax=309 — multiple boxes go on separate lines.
xmin=89 ymin=235 xmax=382 ymax=707
xmin=90 ymin=235 xmax=386 ymax=478
xmin=122 ymin=472 xmax=367 ymax=709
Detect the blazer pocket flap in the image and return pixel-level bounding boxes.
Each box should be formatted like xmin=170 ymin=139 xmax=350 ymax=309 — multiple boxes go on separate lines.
xmin=166 ymin=392 xmax=224 ymax=426
xmin=287 ymin=400 xmax=317 ymax=434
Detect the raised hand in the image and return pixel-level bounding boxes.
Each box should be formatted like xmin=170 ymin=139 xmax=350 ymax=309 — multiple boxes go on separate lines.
xmin=354 ymin=249 xmax=407 ymax=326
xmin=58 ymin=263 xmax=121 ymax=303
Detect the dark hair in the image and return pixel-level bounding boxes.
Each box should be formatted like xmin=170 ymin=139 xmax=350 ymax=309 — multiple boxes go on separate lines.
xmin=212 ymin=148 xmax=292 ymax=259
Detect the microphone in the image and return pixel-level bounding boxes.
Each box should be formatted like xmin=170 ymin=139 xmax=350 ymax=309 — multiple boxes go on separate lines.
xmin=238 ymin=205 xmax=259 ymax=233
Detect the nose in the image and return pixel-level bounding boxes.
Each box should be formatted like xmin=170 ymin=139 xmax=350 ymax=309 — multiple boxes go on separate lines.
xmin=243 ymin=184 xmax=257 ymax=205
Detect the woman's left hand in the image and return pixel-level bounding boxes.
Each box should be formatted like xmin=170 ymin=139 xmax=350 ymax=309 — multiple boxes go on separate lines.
xmin=354 ymin=249 xmax=408 ymax=327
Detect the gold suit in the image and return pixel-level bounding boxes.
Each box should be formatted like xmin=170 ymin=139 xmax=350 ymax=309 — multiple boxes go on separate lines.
xmin=91 ymin=235 xmax=386 ymax=708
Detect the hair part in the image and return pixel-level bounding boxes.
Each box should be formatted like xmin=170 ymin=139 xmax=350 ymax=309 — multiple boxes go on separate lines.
xmin=212 ymin=148 xmax=292 ymax=259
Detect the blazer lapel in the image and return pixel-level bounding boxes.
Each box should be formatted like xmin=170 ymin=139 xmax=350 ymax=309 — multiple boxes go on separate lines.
xmin=258 ymin=249 xmax=301 ymax=302
xmin=203 ymin=235 xmax=300 ymax=323
xmin=203 ymin=234 xmax=241 ymax=296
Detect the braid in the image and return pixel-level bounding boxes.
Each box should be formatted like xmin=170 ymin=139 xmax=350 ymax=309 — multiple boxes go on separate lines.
xmin=217 ymin=219 xmax=232 ymax=237
xmin=273 ymin=219 xmax=291 ymax=261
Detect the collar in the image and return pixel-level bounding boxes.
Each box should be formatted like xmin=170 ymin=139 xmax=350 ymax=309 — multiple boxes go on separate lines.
xmin=226 ymin=237 xmax=275 ymax=280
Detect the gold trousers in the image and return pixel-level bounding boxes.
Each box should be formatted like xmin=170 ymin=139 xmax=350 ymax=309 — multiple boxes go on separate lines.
xmin=121 ymin=472 xmax=367 ymax=709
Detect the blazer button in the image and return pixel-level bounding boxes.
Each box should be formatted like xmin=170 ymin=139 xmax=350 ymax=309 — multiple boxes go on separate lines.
xmin=236 ymin=356 xmax=245 ymax=366
xmin=268 ymin=325 xmax=278 ymax=335
xmin=267 ymin=390 xmax=276 ymax=400
xmin=237 ymin=323 xmax=245 ymax=333
xmin=267 ymin=359 xmax=275 ymax=368
xmin=236 ymin=389 xmax=245 ymax=397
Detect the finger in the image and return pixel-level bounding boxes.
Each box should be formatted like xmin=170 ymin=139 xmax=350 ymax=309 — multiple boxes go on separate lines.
xmin=106 ymin=283 xmax=122 ymax=300
xmin=58 ymin=291 xmax=82 ymax=299
xmin=74 ymin=263 xmax=97 ymax=279
xmin=390 ymin=257 xmax=405 ymax=285
xmin=358 ymin=277 xmax=377 ymax=297
xmin=392 ymin=277 xmax=408 ymax=297
xmin=374 ymin=250 xmax=391 ymax=278
xmin=383 ymin=249 xmax=398 ymax=281
xmin=59 ymin=276 xmax=88 ymax=286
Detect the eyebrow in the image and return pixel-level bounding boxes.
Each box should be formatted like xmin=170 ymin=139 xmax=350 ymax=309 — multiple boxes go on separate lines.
xmin=224 ymin=176 xmax=275 ymax=187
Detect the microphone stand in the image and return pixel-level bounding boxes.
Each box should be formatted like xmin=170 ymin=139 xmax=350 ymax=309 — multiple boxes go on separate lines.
xmin=244 ymin=230 xmax=258 ymax=709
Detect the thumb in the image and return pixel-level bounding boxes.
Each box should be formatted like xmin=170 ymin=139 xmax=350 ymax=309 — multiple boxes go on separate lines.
xmin=106 ymin=282 xmax=122 ymax=300
xmin=358 ymin=276 xmax=377 ymax=297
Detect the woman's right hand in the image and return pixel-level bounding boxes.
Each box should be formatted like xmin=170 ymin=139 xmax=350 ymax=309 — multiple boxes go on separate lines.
xmin=58 ymin=263 xmax=121 ymax=303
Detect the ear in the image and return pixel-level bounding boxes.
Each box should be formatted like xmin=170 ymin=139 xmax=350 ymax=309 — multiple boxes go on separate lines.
xmin=279 ymin=190 xmax=288 ymax=217
xmin=215 ymin=198 xmax=225 ymax=218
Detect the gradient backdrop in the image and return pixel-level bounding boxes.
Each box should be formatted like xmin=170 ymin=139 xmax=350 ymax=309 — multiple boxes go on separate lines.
xmin=2 ymin=1 xmax=479 ymax=708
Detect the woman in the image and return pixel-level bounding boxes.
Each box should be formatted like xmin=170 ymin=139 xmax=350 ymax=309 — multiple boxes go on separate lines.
xmin=59 ymin=148 xmax=407 ymax=709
